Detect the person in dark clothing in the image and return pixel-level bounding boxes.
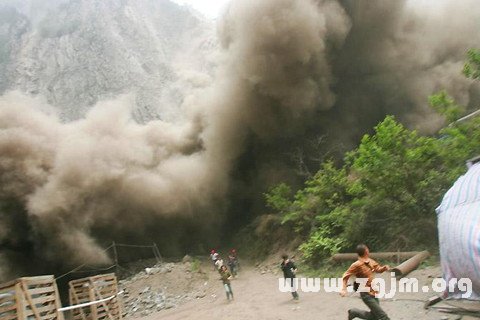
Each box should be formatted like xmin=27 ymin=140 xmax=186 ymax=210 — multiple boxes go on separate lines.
xmin=341 ymin=244 xmax=390 ymax=320
xmin=281 ymin=254 xmax=299 ymax=300
xmin=227 ymin=253 xmax=238 ymax=277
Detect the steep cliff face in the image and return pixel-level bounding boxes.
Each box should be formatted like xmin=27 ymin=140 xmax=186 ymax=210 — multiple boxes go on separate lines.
xmin=0 ymin=0 xmax=216 ymax=122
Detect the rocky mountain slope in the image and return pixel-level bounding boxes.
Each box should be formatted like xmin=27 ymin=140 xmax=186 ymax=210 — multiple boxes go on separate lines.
xmin=0 ymin=0 xmax=216 ymax=122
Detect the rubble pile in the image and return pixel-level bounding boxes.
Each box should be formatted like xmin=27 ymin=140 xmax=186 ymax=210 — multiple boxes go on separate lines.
xmin=121 ymin=286 xmax=189 ymax=317
xmin=118 ymin=261 xmax=208 ymax=318
xmin=255 ymin=262 xmax=279 ymax=276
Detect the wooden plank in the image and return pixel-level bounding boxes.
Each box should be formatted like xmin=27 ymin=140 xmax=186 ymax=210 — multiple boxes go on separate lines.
xmin=25 ymin=304 xmax=56 ymax=317
xmin=42 ymin=312 xmax=60 ymax=320
xmin=31 ymin=294 xmax=56 ymax=305
xmin=0 ymin=280 xmax=17 ymax=290
xmin=89 ymin=282 xmax=98 ymax=320
xmin=1 ymin=312 xmax=18 ymax=320
xmin=72 ymin=289 xmax=89 ymax=297
xmin=70 ymin=288 xmax=88 ymax=320
xmin=52 ymin=278 xmax=63 ymax=320
xmin=70 ymin=288 xmax=90 ymax=297
xmin=70 ymin=293 xmax=90 ymax=301
xmin=37 ymin=304 xmax=56 ymax=314
xmin=70 ymin=283 xmax=89 ymax=289
xmin=96 ymin=310 xmax=108 ymax=317
xmin=0 ymin=312 xmax=17 ymax=319
xmin=96 ymin=289 xmax=116 ymax=297
xmin=14 ymin=282 xmax=24 ymax=320
xmin=69 ymin=278 xmax=89 ymax=286
xmin=21 ymin=280 xmax=42 ymax=320
xmin=0 ymin=287 xmax=16 ymax=296
xmin=92 ymin=287 xmax=114 ymax=320
xmin=68 ymin=274 xmax=121 ymax=320
xmin=96 ymin=285 xmax=116 ymax=292
xmin=28 ymin=286 xmax=55 ymax=296
xmin=91 ymin=274 xmax=115 ymax=281
xmin=96 ymin=284 xmax=115 ymax=291
xmin=0 ymin=296 xmax=15 ymax=304
xmin=0 ymin=302 xmax=17 ymax=313
xmin=71 ymin=288 xmax=89 ymax=294
xmin=20 ymin=276 xmax=54 ymax=286
xmin=70 ymin=287 xmax=87 ymax=294
xmin=114 ymin=281 xmax=122 ymax=320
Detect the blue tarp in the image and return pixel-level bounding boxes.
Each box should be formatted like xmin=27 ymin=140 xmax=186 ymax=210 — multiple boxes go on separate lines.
xmin=437 ymin=163 xmax=480 ymax=300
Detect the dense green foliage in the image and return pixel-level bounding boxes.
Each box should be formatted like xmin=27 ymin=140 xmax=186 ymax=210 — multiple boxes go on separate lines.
xmin=463 ymin=48 xmax=480 ymax=80
xmin=265 ymin=50 xmax=480 ymax=265
xmin=428 ymin=91 xmax=464 ymax=123
xmin=266 ymin=116 xmax=480 ymax=265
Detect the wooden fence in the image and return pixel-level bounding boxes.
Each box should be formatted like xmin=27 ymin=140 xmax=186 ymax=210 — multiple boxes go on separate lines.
xmin=0 ymin=275 xmax=63 ymax=320
xmin=68 ymin=273 xmax=121 ymax=320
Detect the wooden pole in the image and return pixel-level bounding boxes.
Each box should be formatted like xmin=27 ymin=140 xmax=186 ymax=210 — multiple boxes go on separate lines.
xmin=88 ymin=281 xmax=98 ymax=320
xmin=14 ymin=282 xmax=24 ymax=320
xmin=331 ymin=251 xmax=423 ymax=262
xmin=112 ymin=241 xmax=119 ymax=276
xmin=153 ymin=243 xmax=162 ymax=263
xmin=392 ymin=251 xmax=431 ymax=278
xmin=20 ymin=280 xmax=41 ymax=320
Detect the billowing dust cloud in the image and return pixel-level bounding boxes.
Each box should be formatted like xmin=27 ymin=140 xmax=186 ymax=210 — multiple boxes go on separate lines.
xmin=0 ymin=0 xmax=479 ymax=279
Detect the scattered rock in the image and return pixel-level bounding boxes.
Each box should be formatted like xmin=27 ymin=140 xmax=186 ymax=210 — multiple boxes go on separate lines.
xmin=182 ymin=255 xmax=192 ymax=263
xmin=120 ymin=261 xmax=195 ymax=318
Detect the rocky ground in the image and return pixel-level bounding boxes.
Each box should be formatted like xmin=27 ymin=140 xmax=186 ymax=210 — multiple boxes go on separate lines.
xmin=117 ymin=257 xmax=480 ymax=320
xmin=118 ymin=256 xmax=214 ymax=318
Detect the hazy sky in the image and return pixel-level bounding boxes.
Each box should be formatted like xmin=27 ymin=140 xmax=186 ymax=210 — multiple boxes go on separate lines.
xmin=171 ymin=0 xmax=230 ymax=19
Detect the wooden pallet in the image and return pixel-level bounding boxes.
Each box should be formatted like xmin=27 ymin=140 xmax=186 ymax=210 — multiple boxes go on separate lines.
xmin=0 ymin=275 xmax=63 ymax=320
xmin=69 ymin=273 xmax=121 ymax=320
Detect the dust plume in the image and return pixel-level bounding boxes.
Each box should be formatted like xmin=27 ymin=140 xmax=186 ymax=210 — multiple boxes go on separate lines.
xmin=0 ymin=0 xmax=479 ymax=279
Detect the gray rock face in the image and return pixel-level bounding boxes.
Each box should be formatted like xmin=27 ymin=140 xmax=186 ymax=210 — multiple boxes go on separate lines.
xmin=0 ymin=0 xmax=217 ymax=122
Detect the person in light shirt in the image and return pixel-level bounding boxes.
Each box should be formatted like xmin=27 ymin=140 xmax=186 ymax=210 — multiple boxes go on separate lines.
xmin=210 ymin=249 xmax=219 ymax=270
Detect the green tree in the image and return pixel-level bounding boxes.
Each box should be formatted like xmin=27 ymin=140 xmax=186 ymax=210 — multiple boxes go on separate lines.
xmin=463 ymin=48 xmax=480 ymax=80
xmin=345 ymin=116 xmax=449 ymax=249
xmin=264 ymin=183 xmax=292 ymax=214
xmin=428 ymin=90 xmax=464 ymax=123
xmin=262 ymin=48 xmax=480 ymax=266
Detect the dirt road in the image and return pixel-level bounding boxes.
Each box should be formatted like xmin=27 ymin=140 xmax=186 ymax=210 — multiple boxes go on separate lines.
xmin=137 ymin=263 xmax=477 ymax=320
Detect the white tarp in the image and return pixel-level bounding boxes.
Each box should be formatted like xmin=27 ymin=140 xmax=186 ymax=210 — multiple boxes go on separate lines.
xmin=437 ymin=163 xmax=480 ymax=300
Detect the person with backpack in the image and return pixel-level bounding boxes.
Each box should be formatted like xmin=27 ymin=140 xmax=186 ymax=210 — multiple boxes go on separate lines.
xmin=280 ymin=254 xmax=299 ymax=300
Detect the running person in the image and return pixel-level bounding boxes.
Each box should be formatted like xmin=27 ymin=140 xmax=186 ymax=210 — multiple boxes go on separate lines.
xmin=341 ymin=244 xmax=391 ymax=320
xmin=281 ymin=254 xmax=299 ymax=300
xmin=219 ymin=265 xmax=234 ymax=301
